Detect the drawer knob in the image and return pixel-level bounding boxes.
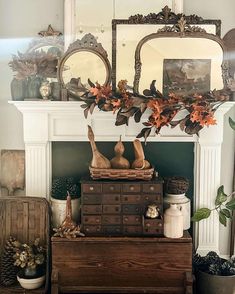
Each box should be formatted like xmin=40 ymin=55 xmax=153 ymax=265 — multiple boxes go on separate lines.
xmin=135 ymin=217 xmax=139 ymax=221
xmin=124 ymin=217 xmax=128 ymax=222
xmin=97 ymin=263 xmax=102 ymax=267
xmin=96 ymin=218 xmax=100 ymax=223
xmin=89 ymin=186 xmax=94 ymax=191
xmin=159 ymin=223 xmax=162 ymax=227
xmin=110 ymin=186 xmax=114 ymax=191
xmin=145 ymin=196 xmax=149 ymax=200
xmin=130 ymin=186 xmax=134 ymax=191
xmin=150 ymin=186 xmax=154 ymax=191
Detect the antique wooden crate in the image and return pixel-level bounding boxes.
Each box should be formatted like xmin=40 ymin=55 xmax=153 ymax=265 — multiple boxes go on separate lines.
xmin=80 ymin=179 xmax=164 ymax=236
xmin=0 ymin=196 xmax=50 ymax=293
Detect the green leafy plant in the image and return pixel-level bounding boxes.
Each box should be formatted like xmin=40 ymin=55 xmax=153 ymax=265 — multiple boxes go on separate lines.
xmin=192 ymin=185 xmax=235 ymax=226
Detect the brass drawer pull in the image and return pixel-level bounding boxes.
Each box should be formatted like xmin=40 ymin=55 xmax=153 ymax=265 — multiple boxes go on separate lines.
xmin=89 ymin=186 xmax=94 ymax=191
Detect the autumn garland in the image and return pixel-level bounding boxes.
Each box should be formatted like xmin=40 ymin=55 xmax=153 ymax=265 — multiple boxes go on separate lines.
xmin=81 ymin=80 xmax=229 ymax=141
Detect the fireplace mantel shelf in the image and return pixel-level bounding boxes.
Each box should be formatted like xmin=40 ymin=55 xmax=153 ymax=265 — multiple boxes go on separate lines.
xmin=10 ymin=100 xmax=235 ymax=256
xmin=9 ymin=100 xmax=235 ymax=143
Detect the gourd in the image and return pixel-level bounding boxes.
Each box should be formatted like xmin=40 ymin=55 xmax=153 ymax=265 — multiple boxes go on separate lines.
xmin=131 ymin=139 xmax=151 ymax=169
xmin=110 ymin=136 xmax=130 ymax=169
xmin=87 ymin=125 xmax=111 ymax=169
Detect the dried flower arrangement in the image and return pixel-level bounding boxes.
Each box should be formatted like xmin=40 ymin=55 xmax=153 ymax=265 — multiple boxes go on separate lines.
xmin=13 ymin=238 xmax=46 ymax=270
xmin=9 ymin=49 xmax=60 ymax=80
xmin=80 ymin=80 xmax=230 ymax=142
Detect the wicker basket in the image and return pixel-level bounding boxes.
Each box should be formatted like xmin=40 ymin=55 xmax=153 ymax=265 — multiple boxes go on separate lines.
xmin=164 ymin=176 xmax=189 ymax=194
xmin=0 ymin=197 xmax=50 ymax=294
xmin=89 ymin=166 xmax=154 ymax=181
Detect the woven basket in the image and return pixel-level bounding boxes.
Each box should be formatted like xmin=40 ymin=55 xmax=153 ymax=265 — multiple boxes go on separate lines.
xmin=89 ymin=166 xmax=154 ymax=181
xmin=164 ymin=176 xmax=189 ymax=194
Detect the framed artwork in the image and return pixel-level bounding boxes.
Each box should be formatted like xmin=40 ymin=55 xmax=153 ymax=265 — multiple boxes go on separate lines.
xmin=163 ymin=59 xmax=211 ymax=96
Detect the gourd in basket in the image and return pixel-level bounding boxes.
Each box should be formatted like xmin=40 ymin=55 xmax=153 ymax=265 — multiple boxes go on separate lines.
xmin=110 ymin=136 xmax=130 ymax=169
xmin=87 ymin=125 xmax=111 ymax=169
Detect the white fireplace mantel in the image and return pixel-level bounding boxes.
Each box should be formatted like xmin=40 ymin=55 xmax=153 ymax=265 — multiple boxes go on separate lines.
xmin=10 ymin=100 xmax=235 ymax=256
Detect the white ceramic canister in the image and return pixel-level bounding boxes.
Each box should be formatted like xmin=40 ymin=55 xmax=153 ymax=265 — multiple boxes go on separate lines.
xmin=164 ymin=204 xmax=183 ymax=238
xmin=164 ymin=193 xmax=191 ymax=230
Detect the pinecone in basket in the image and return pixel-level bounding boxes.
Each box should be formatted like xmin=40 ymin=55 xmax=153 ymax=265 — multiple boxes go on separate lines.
xmin=0 ymin=236 xmax=18 ymax=286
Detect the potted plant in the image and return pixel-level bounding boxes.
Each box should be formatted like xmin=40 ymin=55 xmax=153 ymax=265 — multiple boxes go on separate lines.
xmin=193 ymin=251 xmax=235 ymax=294
xmin=50 ymin=176 xmax=81 ymax=228
xmin=13 ymin=238 xmax=46 ymax=290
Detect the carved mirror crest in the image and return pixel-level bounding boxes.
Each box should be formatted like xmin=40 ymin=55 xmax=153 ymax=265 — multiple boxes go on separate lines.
xmin=57 ymin=33 xmax=111 ymax=100
xmin=112 ymin=6 xmax=222 ymax=90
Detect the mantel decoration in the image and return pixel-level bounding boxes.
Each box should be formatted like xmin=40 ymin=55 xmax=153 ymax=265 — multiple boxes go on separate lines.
xmin=81 ymin=79 xmax=230 ymax=142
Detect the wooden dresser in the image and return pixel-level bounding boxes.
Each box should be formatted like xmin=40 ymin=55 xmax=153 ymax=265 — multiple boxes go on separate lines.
xmin=51 ymin=232 xmax=193 ymax=294
xmin=80 ymin=179 xmax=164 ymax=236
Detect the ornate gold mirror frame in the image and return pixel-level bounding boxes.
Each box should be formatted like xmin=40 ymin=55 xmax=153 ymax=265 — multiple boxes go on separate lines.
xmin=133 ymin=17 xmax=228 ymax=95
xmin=112 ymin=6 xmax=221 ymax=90
xmin=57 ymin=33 xmax=111 ymax=100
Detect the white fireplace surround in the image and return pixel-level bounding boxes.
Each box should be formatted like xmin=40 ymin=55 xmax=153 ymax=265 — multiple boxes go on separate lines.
xmin=10 ymin=101 xmax=235 ymax=256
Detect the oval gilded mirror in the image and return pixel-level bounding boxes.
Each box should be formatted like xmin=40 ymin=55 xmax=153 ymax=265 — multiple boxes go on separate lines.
xmin=58 ymin=33 xmax=111 ymax=99
xmin=133 ymin=18 xmax=228 ymax=95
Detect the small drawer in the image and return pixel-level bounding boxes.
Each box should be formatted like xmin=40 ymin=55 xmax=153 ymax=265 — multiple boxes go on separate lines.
xmin=82 ymin=225 xmax=102 ymax=234
xmin=122 ymin=204 xmax=142 ymax=214
xmin=82 ymin=194 xmax=102 ymax=204
xmin=103 ymin=205 xmax=121 ymax=214
xmin=82 ymin=215 xmax=101 ymax=225
xmin=102 ymin=194 xmax=120 ymax=204
xmin=121 ymin=194 xmax=141 ymax=203
xmin=82 ymin=205 xmax=102 ymax=214
xmin=102 ymin=225 xmax=121 ymax=235
xmin=82 ymin=184 xmax=102 ymax=194
xmin=102 ymin=215 xmax=121 ymax=225
xmin=102 ymin=184 xmax=121 ymax=193
xmin=141 ymin=194 xmax=162 ymax=203
xmin=143 ymin=218 xmax=163 ymax=235
xmin=123 ymin=215 xmax=142 ymax=225
xmin=123 ymin=225 xmax=142 ymax=235
xmin=122 ymin=184 xmax=141 ymax=193
xmin=142 ymin=183 xmax=162 ymax=194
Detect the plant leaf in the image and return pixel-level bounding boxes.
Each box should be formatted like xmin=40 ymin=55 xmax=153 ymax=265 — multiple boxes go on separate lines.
xmin=225 ymin=198 xmax=235 ymax=210
xmin=191 ymin=208 xmax=211 ymax=222
xmin=215 ymin=185 xmax=227 ymax=206
xmin=134 ymin=109 xmax=142 ymax=123
xmin=229 ymin=117 xmax=235 ymax=131
xmin=220 ymin=208 xmax=231 ymax=219
xmin=89 ymin=102 xmax=96 ymax=114
xmin=84 ymin=107 xmax=89 ymax=119
xmin=219 ymin=211 xmax=227 ymax=226
xmin=88 ymin=78 xmax=95 ymax=88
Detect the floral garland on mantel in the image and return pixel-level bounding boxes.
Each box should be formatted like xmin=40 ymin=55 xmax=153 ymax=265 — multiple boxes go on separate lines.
xmin=80 ymin=80 xmax=230 ymax=142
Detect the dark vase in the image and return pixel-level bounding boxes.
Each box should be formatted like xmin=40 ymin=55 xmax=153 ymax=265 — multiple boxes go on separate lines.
xmin=10 ymin=78 xmax=26 ymax=101
xmin=27 ymin=76 xmax=43 ymax=98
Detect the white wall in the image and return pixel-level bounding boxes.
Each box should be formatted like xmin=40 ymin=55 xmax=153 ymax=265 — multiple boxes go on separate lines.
xmin=0 ymin=0 xmax=64 ymax=151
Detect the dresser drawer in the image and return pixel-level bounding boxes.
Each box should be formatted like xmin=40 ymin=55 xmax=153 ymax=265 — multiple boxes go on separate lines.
xmin=82 ymin=225 xmax=102 ymax=234
xmin=102 ymin=184 xmax=121 ymax=193
xmin=123 ymin=215 xmax=142 ymax=225
xmin=122 ymin=184 xmax=141 ymax=193
xmin=123 ymin=225 xmax=142 ymax=235
xmin=103 ymin=204 xmax=121 ymax=214
xmin=143 ymin=218 xmax=163 ymax=235
xmin=82 ymin=215 xmax=101 ymax=225
xmin=82 ymin=183 xmax=102 ymax=194
xmin=142 ymin=183 xmax=162 ymax=194
xmin=102 ymin=215 xmax=121 ymax=225
xmin=121 ymin=194 xmax=141 ymax=203
xmin=102 ymin=194 xmax=120 ymax=204
xmin=141 ymin=194 xmax=162 ymax=203
xmin=102 ymin=225 xmax=121 ymax=235
xmin=122 ymin=204 xmax=142 ymax=214
xmin=83 ymin=194 xmax=102 ymax=204
xmin=83 ymin=205 xmax=102 ymax=214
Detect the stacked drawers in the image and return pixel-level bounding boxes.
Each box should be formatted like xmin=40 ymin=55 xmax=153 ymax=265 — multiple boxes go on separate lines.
xmin=80 ymin=179 xmax=163 ymax=236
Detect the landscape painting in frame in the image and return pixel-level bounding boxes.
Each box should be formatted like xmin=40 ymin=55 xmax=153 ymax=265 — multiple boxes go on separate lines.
xmin=163 ymin=59 xmax=211 ymax=96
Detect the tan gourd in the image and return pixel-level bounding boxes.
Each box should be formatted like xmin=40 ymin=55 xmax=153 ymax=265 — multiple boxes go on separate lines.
xmin=131 ymin=139 xmax=151 ymax=169
xmin=110 ymin=136 xmax=130 ymax=169
xmin=87 ymin=125 xmax=111 ymax=169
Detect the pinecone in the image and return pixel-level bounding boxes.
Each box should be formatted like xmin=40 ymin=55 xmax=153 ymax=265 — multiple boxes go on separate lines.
xmin=0 ymin=236 xmax=18 ymax=286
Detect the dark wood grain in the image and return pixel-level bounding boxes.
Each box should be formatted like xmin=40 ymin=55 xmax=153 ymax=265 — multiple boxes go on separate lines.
xmin=51 ymin=234 xmax=192 ymax=293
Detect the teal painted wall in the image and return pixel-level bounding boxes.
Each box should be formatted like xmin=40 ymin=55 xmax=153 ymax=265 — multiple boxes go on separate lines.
xmin=52 ymin=141 xmax=194 ymax=200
